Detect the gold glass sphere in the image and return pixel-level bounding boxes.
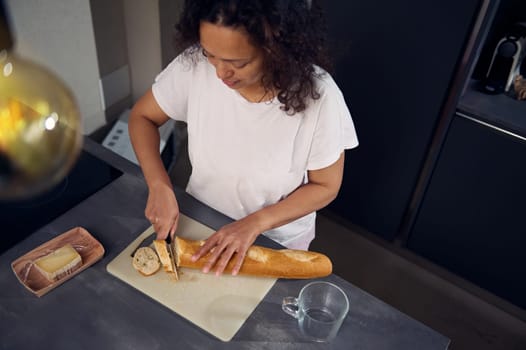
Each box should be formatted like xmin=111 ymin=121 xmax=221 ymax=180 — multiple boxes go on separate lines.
xmin=0 ymin=50 xmax=82 ymax=200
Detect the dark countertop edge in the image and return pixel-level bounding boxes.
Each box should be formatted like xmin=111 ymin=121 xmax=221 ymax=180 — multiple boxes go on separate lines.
xmin=83 ymin=136 xmax=144 ymax=178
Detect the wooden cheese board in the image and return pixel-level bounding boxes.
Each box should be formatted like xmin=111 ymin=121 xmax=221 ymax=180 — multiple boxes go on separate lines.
xmin=11 ymin=227 xmax=104 ymax=297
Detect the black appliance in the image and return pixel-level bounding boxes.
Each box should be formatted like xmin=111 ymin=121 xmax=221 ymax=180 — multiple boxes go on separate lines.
xmin=0 ymin=151 xmax=123 ymax=254
xmin=482 ymin=23 xmax=526 ymax=94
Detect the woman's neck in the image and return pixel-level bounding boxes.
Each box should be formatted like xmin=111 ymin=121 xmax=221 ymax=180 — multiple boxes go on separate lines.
xmin=237 ymin=85 xmax=275 ymax=103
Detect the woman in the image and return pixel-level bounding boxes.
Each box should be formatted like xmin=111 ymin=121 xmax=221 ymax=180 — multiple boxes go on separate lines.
xmin=129 ymin=0 xmax=358 ymax=276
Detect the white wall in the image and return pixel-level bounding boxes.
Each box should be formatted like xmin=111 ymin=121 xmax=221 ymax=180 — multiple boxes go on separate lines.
xmin=5 ymin=0 xmax=106 ymax=135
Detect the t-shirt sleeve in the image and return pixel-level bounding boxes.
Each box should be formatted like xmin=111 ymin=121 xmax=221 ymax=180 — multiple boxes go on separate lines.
xmin=307 ymin=79 xmax=359 ymax=170
xmin=151 ymin=54 xmax=192 ymax=122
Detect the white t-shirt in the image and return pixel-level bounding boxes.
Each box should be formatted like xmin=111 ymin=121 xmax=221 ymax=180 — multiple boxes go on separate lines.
xmin=152 ymin=52 xmax=358 ymax=248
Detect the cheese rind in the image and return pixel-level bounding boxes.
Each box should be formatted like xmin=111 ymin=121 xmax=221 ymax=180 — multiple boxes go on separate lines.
xmin=34 ymin=244 xmax=82 ymax=282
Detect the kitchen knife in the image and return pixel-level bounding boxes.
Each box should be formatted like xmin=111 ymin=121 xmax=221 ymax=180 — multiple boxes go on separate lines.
xmin=165 ymin=236 xmax=179 ymax=279
xmin=130 ymin=232 xmax=156 ymax=258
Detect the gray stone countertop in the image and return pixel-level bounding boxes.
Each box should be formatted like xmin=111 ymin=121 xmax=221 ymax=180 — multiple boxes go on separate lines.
xmin=0 ymin=137 xmax=450 ymax=350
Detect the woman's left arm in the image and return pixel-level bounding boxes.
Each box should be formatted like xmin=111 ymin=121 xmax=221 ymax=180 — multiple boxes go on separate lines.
xmin=192 ymin=152 xmax=345 ymax=275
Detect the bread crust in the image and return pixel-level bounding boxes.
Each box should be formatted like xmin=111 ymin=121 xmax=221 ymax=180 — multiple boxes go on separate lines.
xmin=174 ymin=237 xmax=332 ymax=279
xmin=132 ymin=247 xmax=161 ymax=276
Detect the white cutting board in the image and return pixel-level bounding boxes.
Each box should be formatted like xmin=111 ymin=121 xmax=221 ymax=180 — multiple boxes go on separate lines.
xmin=106 ymin=214 xmax=277 ymax=342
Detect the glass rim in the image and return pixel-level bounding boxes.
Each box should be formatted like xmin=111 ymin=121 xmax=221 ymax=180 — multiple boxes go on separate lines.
xmin=299 ymin=281 xmax=350 ymax=313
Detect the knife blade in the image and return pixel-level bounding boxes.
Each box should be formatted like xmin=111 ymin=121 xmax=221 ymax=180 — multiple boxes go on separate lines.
xmin=130 ymin=232 xmax=156 ymax=258
xmin=165 ymin=236 xmax=179 ymax=280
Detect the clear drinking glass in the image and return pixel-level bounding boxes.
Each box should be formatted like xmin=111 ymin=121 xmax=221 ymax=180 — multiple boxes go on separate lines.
xmin=282 ymin=281 xmax=349 ymax=342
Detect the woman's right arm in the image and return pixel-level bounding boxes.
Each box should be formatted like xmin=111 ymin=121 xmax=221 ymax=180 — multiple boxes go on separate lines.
xmin=128 ymin=89 xmax=179 ymax=239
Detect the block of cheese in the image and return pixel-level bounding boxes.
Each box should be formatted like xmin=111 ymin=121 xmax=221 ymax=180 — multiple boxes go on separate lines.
xmin=34 ymin=244 xmax=83 ymax=282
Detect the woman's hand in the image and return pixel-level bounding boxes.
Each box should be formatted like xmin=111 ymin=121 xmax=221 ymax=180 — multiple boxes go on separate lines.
xmin=191 ymin=214 xmax=263 ymax=276
xmin=145 ymin=181 xmax=179 ymax=240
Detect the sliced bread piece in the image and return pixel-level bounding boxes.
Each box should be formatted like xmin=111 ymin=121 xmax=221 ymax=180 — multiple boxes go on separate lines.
xmin=132 ymin=246 xmax=161 ymax=276
xmin=153 ymin=239 xmax=178 ymax=280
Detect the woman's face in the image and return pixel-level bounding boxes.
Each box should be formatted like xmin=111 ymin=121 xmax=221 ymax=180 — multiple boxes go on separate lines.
xmin=199 ymin=21 xmax=265 ymax=94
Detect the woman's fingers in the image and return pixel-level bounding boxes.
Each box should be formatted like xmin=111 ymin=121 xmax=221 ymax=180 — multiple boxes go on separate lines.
xmin=153 ymin=214 xmax=178 ymax=240
xmin=192 ymin=235 xmax=251 ymax=276
xmin=145 ymin=182 xmax=179 ymax=239
xmin=192 ymin=235 xmax=220 ymax=265
xmin=212 ymin=244 xmax=241 ymax=276
xmin=192 ymin=233 xmax=232 ymax=274
xmin=231 ymin=249 xmax=247 ymax=276
xmin=170 ymin=214 xmax=179 ymax=239
xmin=190 ymin=217 xmax=260 ymax=276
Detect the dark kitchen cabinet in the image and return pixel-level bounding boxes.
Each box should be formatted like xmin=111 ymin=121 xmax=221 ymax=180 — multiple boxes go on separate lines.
xmin=406 ymin=0 xmax=526 ymax=311
xmin=407 ymin=113 xmax=526 ymax=310
xmin=321 ymin=0 xmax=494 ymax=240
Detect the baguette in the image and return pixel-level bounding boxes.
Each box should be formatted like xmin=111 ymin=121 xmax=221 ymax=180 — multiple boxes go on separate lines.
xmin=132 ymin=247 xmax=161 ymax=276
xmin=174 ymin=236 xmax=332 ymax=279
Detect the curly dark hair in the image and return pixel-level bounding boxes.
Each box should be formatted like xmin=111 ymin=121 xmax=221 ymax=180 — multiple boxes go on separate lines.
xmin=174 ymin=0 xmax=332 ymax=115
